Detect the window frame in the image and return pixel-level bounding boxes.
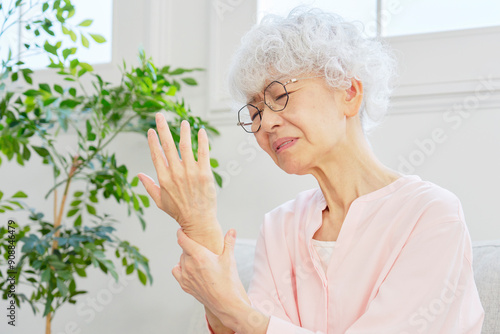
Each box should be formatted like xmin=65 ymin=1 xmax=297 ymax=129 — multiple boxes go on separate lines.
xmin=207 ymin=0 xmax=500 ymax=122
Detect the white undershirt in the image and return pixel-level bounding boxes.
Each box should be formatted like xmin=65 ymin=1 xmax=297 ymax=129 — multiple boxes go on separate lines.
xmin=311 ymin=239 xmax=337 ymax=273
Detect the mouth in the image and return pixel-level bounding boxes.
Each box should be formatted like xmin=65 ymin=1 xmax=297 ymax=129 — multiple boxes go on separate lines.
xmin=273 ymin=137 xmax=298 ymax=153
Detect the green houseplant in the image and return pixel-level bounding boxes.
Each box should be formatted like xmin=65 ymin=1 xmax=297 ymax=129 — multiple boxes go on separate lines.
xmin=0 ymin=1 xmax=221 ymax=332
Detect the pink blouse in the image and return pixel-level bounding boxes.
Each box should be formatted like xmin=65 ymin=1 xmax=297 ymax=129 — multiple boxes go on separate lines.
xmin=247 ymin=174 xmax=484 ymax=333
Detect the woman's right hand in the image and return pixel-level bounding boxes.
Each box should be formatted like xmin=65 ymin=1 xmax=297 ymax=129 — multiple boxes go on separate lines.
xmin=138 ymin=113 xmax=221 ymax=250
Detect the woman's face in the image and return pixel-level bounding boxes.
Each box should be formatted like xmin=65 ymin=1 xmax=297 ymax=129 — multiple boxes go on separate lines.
xmin=251 ymin=76 xmax=355 ymax=175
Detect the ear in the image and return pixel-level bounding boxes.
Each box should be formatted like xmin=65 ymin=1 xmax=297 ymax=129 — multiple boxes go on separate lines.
xmin=343 ymin=78 xmax=363 ymax=117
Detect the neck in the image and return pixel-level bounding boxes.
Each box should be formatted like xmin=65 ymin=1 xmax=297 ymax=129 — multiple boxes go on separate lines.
xmin=310 ymin=124 xmax=401 ymax=219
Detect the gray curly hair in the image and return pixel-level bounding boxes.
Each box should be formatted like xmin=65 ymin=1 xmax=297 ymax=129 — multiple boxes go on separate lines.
xmin=227 ymin=6 xmax=398 ymax=134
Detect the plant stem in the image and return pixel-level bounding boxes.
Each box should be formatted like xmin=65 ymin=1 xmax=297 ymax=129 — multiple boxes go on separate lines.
xmin=43 ymin=113 xmax=138 ymax=200
xmin=52 ymin=156 xmax=79 ymax=249
xmin=46 ymin=312 xmax=51 ymax=334
xmin=46 ymin=156 xmax=80 ymax=334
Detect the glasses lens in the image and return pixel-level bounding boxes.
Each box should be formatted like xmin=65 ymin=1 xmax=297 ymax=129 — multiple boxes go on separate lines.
xmin=238 ymin=104 xmax=261 ymax=133
xmin=264 ymin=81 xmax=288 ymax=111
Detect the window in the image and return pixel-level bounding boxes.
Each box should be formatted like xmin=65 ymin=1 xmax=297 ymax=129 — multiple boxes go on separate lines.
xmin=0 ymin=0 xmax=113 ymax=70
xmin=258 ymin=0 xmax=378 ymax=36
xmin=382 ymin=0 xmax=500 ymax=36
xmin=257 ymin=0 xmax=500 ymax=37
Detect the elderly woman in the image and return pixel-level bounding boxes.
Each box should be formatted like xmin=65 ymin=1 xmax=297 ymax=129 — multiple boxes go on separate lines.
xmin=138 ymin=7 xmax=484 ymax=334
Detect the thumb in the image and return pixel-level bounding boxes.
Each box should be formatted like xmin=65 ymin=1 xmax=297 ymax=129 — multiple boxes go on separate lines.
xmin=222 ymin=229 xmax=237 ymax=257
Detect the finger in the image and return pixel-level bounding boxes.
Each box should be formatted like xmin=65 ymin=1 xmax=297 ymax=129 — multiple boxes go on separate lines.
xmin=223 ymin=229 xmax=237 ymax=258
xmin=147 ymin=128 xmax=169 ymax=178
xmin=155 ymin=113 xmax=180 ymax=168
xmin=137 ymin=173 xmax=161 ymax=206
xmin=197 ymin=128 xmax=211 ymax=170
xmin=172 ymin=263 xmax=182 ymax=283
xmin=179 ymin=120 xmax=195 ymax=166
xmin=180 ymin=253 xmax=185 ymax=267
xmin=177 ymin=228 xmax=204 ymax=256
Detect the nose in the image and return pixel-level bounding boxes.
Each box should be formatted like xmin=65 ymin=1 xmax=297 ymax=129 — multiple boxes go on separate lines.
xmin=259 ymin=105 xmax=284 ymax=133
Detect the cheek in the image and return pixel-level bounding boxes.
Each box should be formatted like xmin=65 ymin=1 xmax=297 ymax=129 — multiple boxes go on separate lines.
xmin=255 ymin=134 xmax=271 ymax=154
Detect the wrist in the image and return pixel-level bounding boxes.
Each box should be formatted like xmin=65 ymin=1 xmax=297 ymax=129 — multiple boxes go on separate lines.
xmin=181 ymin=222 xmax=224 ymax=254
xmin=220 ymin=299 xmax=270 ymax=334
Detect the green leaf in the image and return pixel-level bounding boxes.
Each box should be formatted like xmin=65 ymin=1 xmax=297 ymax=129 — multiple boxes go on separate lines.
xmin=54 ymin=84 xmax=64 ymax=94
xmin=42 ymin=2 xmax=49 ymax=11
xmin=60 ymin=99 xmax=80 ymax=108
xmin=89 ymin=33 xmax=106 ymax=43
xmin=213 ymin=171 xmax=223 ymax=188
xmin=74 ymin=266 xmax=86 ymax=277
xmin=57 ymin=278 xmax=69 ymax=297
xmin=22 ymin=70 xmax=33 ymax=84
xmin=138 ymin=195 xmax=149 ymax=208
xmin=70 ymin=200 xmax=81 ymax=207
xmin=131 ymin=176 xmax=139 ymax=187
xmin=210 ymin=158 xmax=219 ymax=168
xmin=81 ymin=34 xmax=89 ymax=48
xmin=41 ymin=269 xmax=51 ymax=283
xmin=132 ymin=195 xmax=140 ymax=211
xmin=70 ymin=59 xmax=79 ymax=69
xmin=43 ymin=41 xmax=58 ymax=56
xmin=0 ymin=191 xmax=3 ymax=200
xmin=43 ymin=97 xmax=58 ymax=106
xmin=169 ymin=68 xmax=188 ymax=75
xmin=78 ymin=19 xmax=93 ymax=27
xmin=24 ymin=89 xmax=42 ymax=97
xmin=69 ymin=30 xmax=77 ymax=42
xmin=79 ymin=62 xmax=93 ymax=71
xmin=74 ymin=191 xmax=84 ymax=197
xmin=39 ymin=83 xmax=51 ymax=93
xmin=74 ymin=214 xmax=82 ymax=227
xmin=43 ymin=296 xmax=53 ymax=317
xmin=126 ymin=264 xmax=134 ymax=275
xmin=62 ymin=48 xmax=71 ymax=60
xmin=12 ymin=191 xmax=28 ymax=198
xmin=137 ymin=269 xmax=147 ymax=285
xmin=139 ymin=216 xmax=146 ymax=230
xmin=182 ymin=78 xmax=197 ymax=86
xmin=32 ymin=146 xmax=50 ymax=157
xmin=86 ymin=204 xmax=96 ymax=215
xmin=67 ymin=208 xmax=79 ymax=217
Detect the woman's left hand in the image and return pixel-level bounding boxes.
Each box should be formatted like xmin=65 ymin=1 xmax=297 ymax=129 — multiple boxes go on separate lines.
xmin=172 ymin=228 xmax=250 ymax=326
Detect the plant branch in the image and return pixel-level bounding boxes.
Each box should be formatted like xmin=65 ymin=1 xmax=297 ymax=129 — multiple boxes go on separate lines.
xmin=52 ymin=156 xmax=80 ymax=249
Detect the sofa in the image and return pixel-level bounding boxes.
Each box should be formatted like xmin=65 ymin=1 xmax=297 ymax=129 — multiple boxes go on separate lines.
xmin=188 ymin=239 xmax=500 ymax=333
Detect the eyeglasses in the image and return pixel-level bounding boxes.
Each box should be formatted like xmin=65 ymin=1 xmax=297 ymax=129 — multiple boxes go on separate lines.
xmin=236 ymin=75 xmax=324 ymax=133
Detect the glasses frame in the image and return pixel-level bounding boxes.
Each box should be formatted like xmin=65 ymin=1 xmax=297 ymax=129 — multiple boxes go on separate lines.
xmin=237 ymin=75 xmax=324 ymax=133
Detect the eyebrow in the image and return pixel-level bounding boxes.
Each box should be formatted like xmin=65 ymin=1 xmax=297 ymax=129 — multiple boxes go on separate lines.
xmin=247 ymin=96 xmax=264 ymax=105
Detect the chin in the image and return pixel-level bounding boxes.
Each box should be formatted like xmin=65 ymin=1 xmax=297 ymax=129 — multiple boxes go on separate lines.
xmin=276 ymin=159 xmax=308 ymax=175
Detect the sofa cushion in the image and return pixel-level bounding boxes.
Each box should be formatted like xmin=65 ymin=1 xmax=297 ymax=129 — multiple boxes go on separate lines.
xmin=472 ymin=240 xmax=500 ymax=334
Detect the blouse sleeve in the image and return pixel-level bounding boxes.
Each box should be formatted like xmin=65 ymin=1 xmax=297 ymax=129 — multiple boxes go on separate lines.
xmin=344 ymin=219 xmax=484 ymax=334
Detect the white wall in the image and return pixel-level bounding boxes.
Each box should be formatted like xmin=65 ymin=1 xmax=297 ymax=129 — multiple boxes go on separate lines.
xmin=1 ymin=0 xmax=499 ymax=333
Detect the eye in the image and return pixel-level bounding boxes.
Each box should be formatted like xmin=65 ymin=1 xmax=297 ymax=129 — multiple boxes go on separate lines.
xmin=275 ymin=93 xmax=287 ymax=101
xmin=251 ymin=109 xmax=261 ymax=121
